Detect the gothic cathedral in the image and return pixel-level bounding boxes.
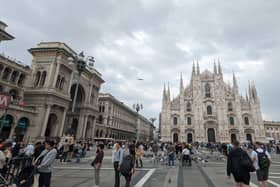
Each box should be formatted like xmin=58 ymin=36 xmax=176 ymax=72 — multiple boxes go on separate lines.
xmin=160 ymin=62 xmax=265 ymax=143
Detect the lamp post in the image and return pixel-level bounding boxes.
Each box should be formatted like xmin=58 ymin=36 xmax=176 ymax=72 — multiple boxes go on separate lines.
xmin=66 ymin=52 xmax=94 ymax=136
xmin=133 ymin=103 xmax=143 ymax=141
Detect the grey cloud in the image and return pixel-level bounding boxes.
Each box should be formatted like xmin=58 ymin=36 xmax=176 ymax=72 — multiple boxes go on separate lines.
xmin=1 ymin=0 xmax=280 ymax=123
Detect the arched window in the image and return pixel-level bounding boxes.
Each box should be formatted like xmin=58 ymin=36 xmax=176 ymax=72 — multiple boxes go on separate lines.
xmin=229 ymin=117 xmax=234 ymax=125
xmin=9 ymin=89 xmax=18 ymax=101
xmin=244 ymin=117 xmax=249 ymax=125
xmin=207 ymin=105 xmax=212 ymax=115
xmin=205 ymin=83 xmax=211 ymax=97
xmin=34 ymin=71 xmax=41 ymax=86
xmin=0 ymin=85 xmax=3 ymax=92
xmin=186 ymin=102 xmax=192 ymax=112
xmin=10 ymin=71 xmax=19 ymax=83
xmin=95 ymin=129 xmax=99 ymax=137
xmin=2 ymin=68 xmax=11 ymax=80
xmin=187 ymin=117 xmax=192 ymax=125
xmin=55 ymin=75 xmax=61 ymax=88
xmin=0 ymin=64 xmax=3 ymax=76
xmin=173 ymin=117 xmax=178 ymax=125
xmin=228 ymin=102 xmax=233 ymax=112
xmin=59 ymin=77 xmax=65 ymax=89
xmin=18 ymin=74 xmax=25 ymax=86
xmin=40 ymin=71 xmax=47 ymax=86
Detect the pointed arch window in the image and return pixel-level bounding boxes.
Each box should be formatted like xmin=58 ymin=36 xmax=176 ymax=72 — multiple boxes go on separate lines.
xmin=186 ymin=102 xmax=192 ymax=112
xmin=173 ymin=117 xmax=178 ymax=125
xmin=40 ymin=71 xmax=47 ymax=86
xmin=244 ymin=117 xmax=249 ymax=125
xmin=205 ymin=83 xmax=211 ymax=97
xmin=229 ymin=117 xmax=234 ymax=125
xmin=228 ymin=102 xmax=233 ymax=112
xmin=187 ymin=117 xmax=192 ymax=125
xmin=207 ymin=105 xmax=212 ymax=115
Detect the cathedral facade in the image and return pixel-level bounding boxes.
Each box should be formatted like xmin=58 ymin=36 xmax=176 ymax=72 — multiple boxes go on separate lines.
xmin=160 ymin=62 xmax=265 ymax=143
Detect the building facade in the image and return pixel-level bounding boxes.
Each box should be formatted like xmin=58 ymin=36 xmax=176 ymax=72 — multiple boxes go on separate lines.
xmin=97 ymin=93 xmax=154 ymax=142
xmin=160 ymin=62 xmax=265 ymax=143
xmin=0 ymin=21 xmax=105 ymax=141
xmin=264 ymin=121 xmax=280 ymax=143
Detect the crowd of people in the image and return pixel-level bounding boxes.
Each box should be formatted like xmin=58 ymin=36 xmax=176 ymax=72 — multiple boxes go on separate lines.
xmin=0 ymin=137 xmax=278 ymax=187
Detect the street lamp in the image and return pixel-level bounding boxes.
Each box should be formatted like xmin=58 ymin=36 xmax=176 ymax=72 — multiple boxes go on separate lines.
xmin=66 ymin=52 xmax=94 ymax=135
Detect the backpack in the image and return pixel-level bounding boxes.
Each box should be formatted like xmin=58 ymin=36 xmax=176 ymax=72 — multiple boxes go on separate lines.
xmin=256 ymin=150 xmax=269 ymax=169
xmin=120 ymin=155 xmax=133 ymax=176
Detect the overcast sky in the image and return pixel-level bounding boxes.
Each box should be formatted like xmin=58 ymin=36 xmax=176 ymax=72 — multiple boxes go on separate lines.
xmin=1 ymin=0 xmax=280 ymax=125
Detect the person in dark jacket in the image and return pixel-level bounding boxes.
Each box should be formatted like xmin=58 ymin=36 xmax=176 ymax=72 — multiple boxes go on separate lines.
xmin=92 ymin=144 xmax=104 ymax=187
xmin=227 ymin=140 xmax=251 ymax=187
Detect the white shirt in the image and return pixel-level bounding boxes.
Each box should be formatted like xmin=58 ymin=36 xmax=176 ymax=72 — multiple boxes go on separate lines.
xmin=182 ymin=148 xmax=190 ymax=155
xmin=251 ymin=148 xmax=271 ymax=170
xmin=24 ymin=144 xmax=34 ymax=156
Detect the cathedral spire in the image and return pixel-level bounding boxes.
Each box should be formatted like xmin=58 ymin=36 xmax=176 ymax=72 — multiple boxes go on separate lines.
xmin=162 ymin=82 xmax=166 ymax=99
xmin=191 ymin=60 xmax=196 ymax=79
xmin=214 ymin=60 xmax=217 ymax=74
xmin=233 ymin=72 xmax=237 ymax=88
xmin=196 ymin=60 xmax=200 ymax=75
xmin=245 ymin=89 xmax=249 ymax=101
xmin=218 ymin=59 xmax=222 ymax=74
xmin=180 ymin=72 xmax=184 ymax=93
xmin=167 ymin=82 xmax=171 ymax=101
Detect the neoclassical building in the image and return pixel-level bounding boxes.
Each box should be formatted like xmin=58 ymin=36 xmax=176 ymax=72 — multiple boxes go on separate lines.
xmin=0 ymin=20 xmax=105 ymax=141
xmin=160 ymin=62 xmax=265 ymax=143
xmin=97 ymin=93 xmax=154 ymax=142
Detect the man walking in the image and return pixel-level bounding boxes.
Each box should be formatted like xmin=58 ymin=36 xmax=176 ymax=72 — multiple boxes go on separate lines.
xmin=227 ymin=140 xmax=252 ymax=187
xmin=251 ymin=142 xmax=272 ymax=187
xmin=112 ymin=142 xmax=124 ymax=187
xmin=35 ymin=140 xmax=57 ymax=187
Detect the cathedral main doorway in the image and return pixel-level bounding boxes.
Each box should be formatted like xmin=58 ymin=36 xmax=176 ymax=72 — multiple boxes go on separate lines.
xmin=207 ymin=128 xmax=216 ymax=142
xmin=246 ymin=134 xmax=252 ymax=142
xmin=173 ymin=133 xmax=178 ymax=143
xmin=231 ymin=134 xmax=237 ymax=143
xmin=187 ymin=133 xmax=193 ymax=143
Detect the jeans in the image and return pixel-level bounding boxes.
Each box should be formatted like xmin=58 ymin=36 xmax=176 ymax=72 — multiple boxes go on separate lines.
xmin=39 ymin=172 xmax=51 ymax=187
xmin=114 ymin=161 xmax=120 ymax=187
xmin=95 ymin=168 xmax=100 ymax=185
xmin=168 ymin=153 xmax=175 ymax=166
xmin=125 ymin=174 xmax=132 ymax=187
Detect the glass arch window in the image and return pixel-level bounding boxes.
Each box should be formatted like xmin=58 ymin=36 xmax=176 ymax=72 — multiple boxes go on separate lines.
xmin=244 ymin=117 xmax=249 ymax=125
xmin=229 ymin=117 xmax=234 ymax=125
xmin=228 ymin=102 xmax=233 ymax=112
xmin=186 ymin=102 xmax=191 ymax=112
xmin=173 ymin=117 xmax=178 ymax=125
xmin=207 ymin=105 xmax=212 ymax=115
xmin=205 ymin=83 xmax=211 ymax=97
xmin=187 ymin=117 xmax=192 ymax=125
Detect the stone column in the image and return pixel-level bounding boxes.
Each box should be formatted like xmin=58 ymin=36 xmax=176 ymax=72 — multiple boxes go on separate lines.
xmin=82 ymin=115 xmax=89 ymax=138
xmin=76 ymin=114 xmax=85 ymax=139
xmin=41 ymin=104 xmax=52 ymax=137
xmin=68 ymin=72 xmax=74 ymax=93
xmin=58 ymin=107 xmax=68 ymax=136
xmin=52 ymin=63 xmax=61 ymax=88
